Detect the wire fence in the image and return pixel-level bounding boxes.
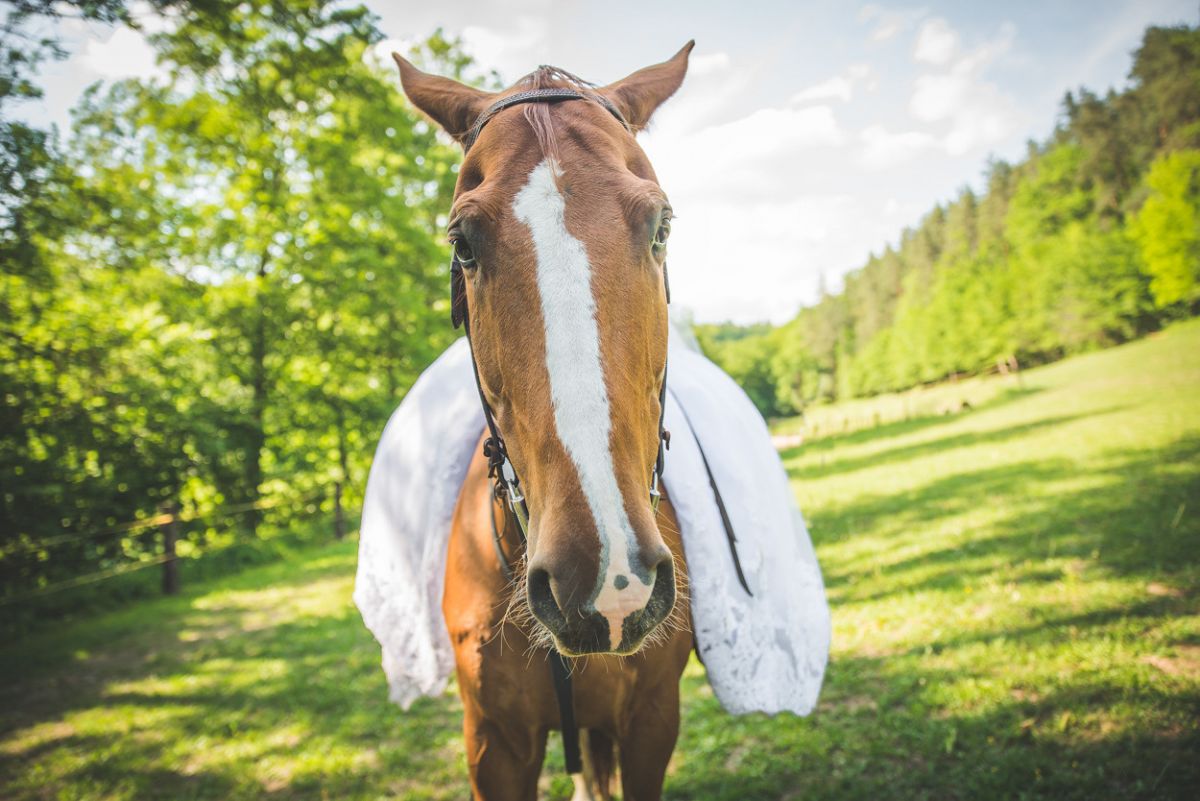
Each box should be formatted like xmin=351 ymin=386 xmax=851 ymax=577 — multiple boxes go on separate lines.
xmin=3 ymin=492 xmax=322 ymax=558
xmin=1 ymin=488 xmax=329 ymax=608
xmin=2 ymin=555 xmax=176 ymax=606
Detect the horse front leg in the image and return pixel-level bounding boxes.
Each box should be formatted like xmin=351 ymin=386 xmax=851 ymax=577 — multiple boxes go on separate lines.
xmin=616 ymin=681 xmax=681 ymax=801
xmin=461 ymin=699 xmax=548 ymax=801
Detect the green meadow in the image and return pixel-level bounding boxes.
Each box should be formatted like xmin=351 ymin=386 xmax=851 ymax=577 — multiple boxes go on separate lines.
xmin=2 ymin=320 xmax=1197 ymax=800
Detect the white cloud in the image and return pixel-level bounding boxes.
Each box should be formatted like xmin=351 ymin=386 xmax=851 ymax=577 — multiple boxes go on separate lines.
xmin=942 ymin=93 xmax=1015 ymax=155
xmin=859 ymin=125 xmax=938 ymax=169
xmin=371 ymin=15 xmax=552 ymax=87
xmin=657 ymin=192 xmax=930 ymax=323
xmin=792 ymin=76 xmax=854 ymax=104
xmin=368 ymin=37 xmax=417 ymax=70
xmin=908 ymin=21 xmax=1021 ymax=155
xmin=689 ymin=52 xmax=732 ymax=78
xmin=713 ymin=104 xmax=843 ymax=154
xmin=638 ymin=41 xmax=992 ymax=321
xmin=79 ymin=26 xmax=161 ymax=80
xmin=74 ymin=1 xmax=178 ymax=82
xmin=460 ymin=16 xmax=549 ymax=82
xmin=646 ymin=103 xmax=843 ymax=202
xmin=129 ymin=0 xmax=174 ymax=35
xmin=790 ymin=64 xmax=875 ymax=105
xmin=637 ymin=53 xmax=868 ymax=321
xmin=639 ymin=16 xmax=1031 ymax=321
xmin=858 ymin=3 xmax=928 ymax=42
xmin=665 ymin=196 xmax=854 ymax=322
xmin=910 ymin=72 xmax=966 ymax=121
xmin=913 ymin=17 xmax=960 ymax=65
xmin=642 ymin=49 xmax=761 ymax=138
xmin=847 ymin=63 xmax=875 ymax=83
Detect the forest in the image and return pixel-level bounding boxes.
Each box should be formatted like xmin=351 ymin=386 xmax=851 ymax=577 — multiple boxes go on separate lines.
xmin=1 ymin=2 xmax=478 ymax=620
xmin=2 ymin=3 xmax=1198 ymax=620
xmin=699 ymin=24 xmax=1200 ymax=417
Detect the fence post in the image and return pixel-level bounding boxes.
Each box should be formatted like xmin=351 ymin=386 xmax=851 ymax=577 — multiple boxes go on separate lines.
xmin=161 ymin=501 xmax=180 ymax=595
xmin=333 ymin=481 xmax=345 ymax=540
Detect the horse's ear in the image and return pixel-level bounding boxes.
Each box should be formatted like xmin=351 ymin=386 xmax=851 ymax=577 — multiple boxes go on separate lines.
xmin=599 ymin=41 xmax=694 ymax=132
xmin=392 ymin=54 xmax=495 ymax=145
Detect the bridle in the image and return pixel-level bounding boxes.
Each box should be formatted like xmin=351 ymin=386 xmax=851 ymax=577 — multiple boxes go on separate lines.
xmin=460 ymin=86 xmax=633 ymax=153
xmin=442 ymin=84 xmax=738 ymax=781
xmin=449 ymin=85 xmax=672 ymax=555
xmin=448 ymin=87 xmax=672 ymax=779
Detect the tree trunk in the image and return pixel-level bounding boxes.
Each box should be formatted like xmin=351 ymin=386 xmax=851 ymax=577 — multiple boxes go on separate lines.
xmin=334 ymin=404 xmax=349 ymax=540
xmin=334 ymin=481 xmax=345 ymax=540
xmin=161 ymin=501 xmax=180 ymax=595
xmin=385 ymin=309 xmax=400 ymax=398
xmin=246 ymin=251 xmax=269 ymax=537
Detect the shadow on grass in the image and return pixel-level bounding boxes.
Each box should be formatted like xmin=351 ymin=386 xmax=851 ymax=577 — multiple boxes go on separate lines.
xmin=0 ymin=546 xmax=470 ymax=801
xmin=784 ymin=408 xmax=1114 ymax=482
xmin=672 ymin=649 xmax=1198 ymax=801
xmin=781 ymin=385 xmax=1045 ymax=462
xmin=814 ymin=436 xmax=1200 ymax=601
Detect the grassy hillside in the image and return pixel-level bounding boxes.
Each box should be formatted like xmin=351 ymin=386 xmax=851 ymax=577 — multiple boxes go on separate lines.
xmin=2 ymin=321 xmax=1198 ymax=800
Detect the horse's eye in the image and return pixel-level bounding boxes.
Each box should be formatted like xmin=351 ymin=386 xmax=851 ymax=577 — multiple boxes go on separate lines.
xmin=451 ymin=236 xmax=476 ymax=266
xmin=652 ymin=218 xmax=671 ymax=253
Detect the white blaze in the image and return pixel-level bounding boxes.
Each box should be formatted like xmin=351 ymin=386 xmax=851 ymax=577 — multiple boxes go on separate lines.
xmin=513 ymin=159 xmax=651 ymax=648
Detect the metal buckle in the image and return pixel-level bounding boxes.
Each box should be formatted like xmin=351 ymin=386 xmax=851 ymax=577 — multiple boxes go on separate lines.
xmin=509 ymin=492 xmax=530 ymax=538
xmin=649 ymin=427 xmax=668 ymax=513
xmin=500 ymin=461 xmax=531 ymax=539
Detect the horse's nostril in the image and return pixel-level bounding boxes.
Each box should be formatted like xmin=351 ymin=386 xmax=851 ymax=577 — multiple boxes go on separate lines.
xmin=526 ymin=567 xmax=567 ymax=629
xmin=653 ymin=551 xmax=675 ymax=593
xmin=527 ymin=567 xmax=553 ymax=608
xmin=645 ymin=545 xmax=673 ymax=579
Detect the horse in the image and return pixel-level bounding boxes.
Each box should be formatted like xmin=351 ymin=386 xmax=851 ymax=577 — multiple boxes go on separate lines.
xmin=391 ymin=42 xmax=696 ymax=800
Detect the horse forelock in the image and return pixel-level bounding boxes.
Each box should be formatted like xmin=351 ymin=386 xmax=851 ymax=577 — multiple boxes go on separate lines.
xmin=514 ymin=66 xmax=604 ymax=165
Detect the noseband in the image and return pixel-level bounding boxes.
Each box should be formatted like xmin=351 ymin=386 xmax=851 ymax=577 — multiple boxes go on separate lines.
xmin=450 ymin=86 xmax=671 ymax=550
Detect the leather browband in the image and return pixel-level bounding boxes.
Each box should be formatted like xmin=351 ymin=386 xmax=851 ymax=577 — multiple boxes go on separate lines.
xmin=462 ymin=87 xmax=632 ymax=152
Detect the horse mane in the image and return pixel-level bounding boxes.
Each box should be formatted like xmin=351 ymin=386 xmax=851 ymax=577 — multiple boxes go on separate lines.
xmin=514 ymin=66 xmax=604 ymax=164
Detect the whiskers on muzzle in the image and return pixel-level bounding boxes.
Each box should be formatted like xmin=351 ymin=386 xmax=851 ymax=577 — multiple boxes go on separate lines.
xmin=499 ymin=557 xmax=558 ymax=655
xmin=633 ymin=545 xmax=691 ymax=652
xmin=498 ymin=548 xmax=691 ymax=658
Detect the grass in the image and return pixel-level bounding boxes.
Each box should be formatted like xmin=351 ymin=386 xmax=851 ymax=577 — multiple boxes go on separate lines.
xmin=3 ymin=320 xmax=1199 ymax=800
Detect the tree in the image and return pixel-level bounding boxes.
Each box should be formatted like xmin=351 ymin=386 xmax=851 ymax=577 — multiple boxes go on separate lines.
xmin=2 ymin=2 xmax=471 ymax=599
xmin=1130 ymin=25 xmax=1200 ymax=151
xmin=68 ymin=1 xmax=463 ymax=534
xmin=1131 ymin=150 xmax=1200 ymax=309
xmin=0 ymin=1 xmax=132 ymax=275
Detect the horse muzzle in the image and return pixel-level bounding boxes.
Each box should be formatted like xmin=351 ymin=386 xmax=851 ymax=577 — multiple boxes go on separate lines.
xmin=526 ymin=552 xmax=677 ymax=655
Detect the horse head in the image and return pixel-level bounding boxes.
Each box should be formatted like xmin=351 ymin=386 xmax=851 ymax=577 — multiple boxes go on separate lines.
xmin=395 ymin=43 xmax=693 ymax=656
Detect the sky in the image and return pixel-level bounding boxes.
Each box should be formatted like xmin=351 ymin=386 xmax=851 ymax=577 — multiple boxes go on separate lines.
xmin=20 ymin=0 xmax=1200 ymax=324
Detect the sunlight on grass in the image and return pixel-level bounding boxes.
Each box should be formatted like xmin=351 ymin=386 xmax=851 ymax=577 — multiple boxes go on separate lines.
xmin=1 ymin=321 xmax=1198 ymax=800
xmin=0 ymin=545 xmax=470 ymax=800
